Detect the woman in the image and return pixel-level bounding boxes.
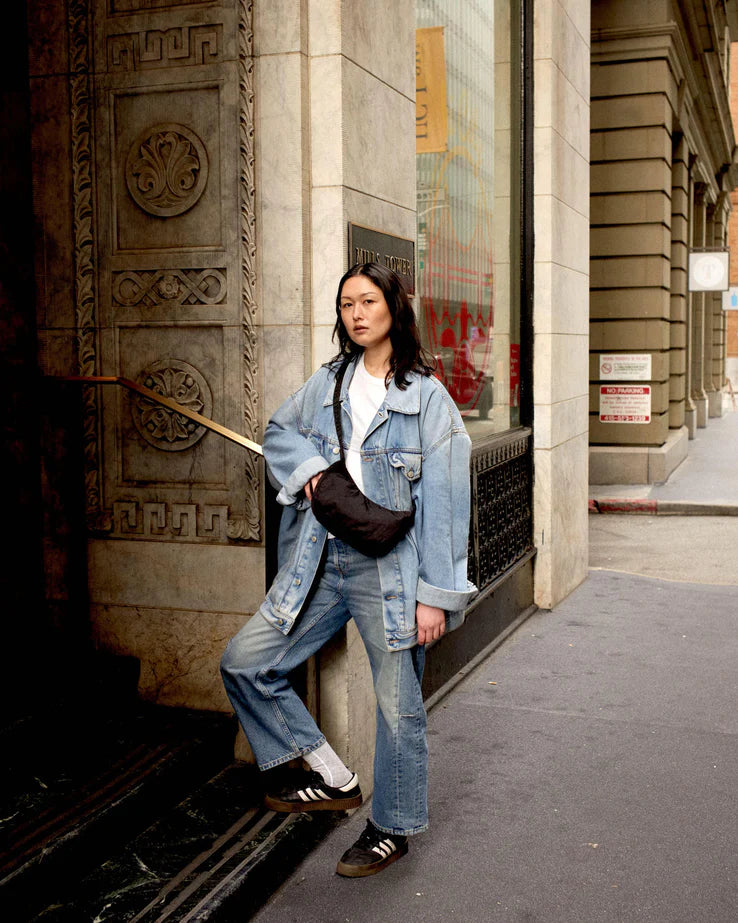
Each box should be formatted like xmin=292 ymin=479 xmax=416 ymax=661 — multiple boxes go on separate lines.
xmin=221 ymin=263 xmax=476 ymax=877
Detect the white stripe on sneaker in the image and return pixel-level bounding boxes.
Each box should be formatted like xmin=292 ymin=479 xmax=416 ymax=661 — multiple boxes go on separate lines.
xmin=371 ymin=839 xmax=397 ymax=858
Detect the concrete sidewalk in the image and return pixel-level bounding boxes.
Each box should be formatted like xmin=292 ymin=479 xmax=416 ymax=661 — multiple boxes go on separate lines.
xmin=590 ymin=397 xmax=738 ymax=514
xmin=251 ymin=400 xmax=738 ymax=922
xmin=253 ymin=569 xmax=738 ymax=922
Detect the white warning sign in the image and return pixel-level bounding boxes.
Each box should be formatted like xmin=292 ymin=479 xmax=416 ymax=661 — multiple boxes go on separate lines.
xmin=599 ymin=354 xmax=651 ymax=381
xmin=599 ymin=386 xmax=651 ymax=424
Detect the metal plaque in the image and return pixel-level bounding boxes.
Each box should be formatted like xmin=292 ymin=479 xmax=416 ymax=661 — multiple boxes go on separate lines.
xmin=348 ymin=223 xmax=415 ymax=294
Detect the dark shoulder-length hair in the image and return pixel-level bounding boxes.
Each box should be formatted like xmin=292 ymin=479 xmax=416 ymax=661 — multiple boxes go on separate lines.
xmin=329 ymin=262 xmax=436 ymax=389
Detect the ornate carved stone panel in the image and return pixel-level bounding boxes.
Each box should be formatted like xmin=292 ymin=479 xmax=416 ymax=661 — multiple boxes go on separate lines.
xmin=70 ymin=0 xmax=260 ymax=542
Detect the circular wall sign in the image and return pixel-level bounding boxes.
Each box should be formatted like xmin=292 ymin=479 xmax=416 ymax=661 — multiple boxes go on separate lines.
xmin=689 ymin=252 xmax=728 ymax=291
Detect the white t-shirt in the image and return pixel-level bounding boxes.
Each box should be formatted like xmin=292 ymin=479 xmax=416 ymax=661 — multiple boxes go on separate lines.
xmin=346 ymin=354 xmax=388 ymax=494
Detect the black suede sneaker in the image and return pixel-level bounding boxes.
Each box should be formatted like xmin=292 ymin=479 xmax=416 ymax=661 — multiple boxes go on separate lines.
xmin=336 ymin=819 xmax=408 ymax=877
xmin=264 ymin=770 xmax=362 ymax=813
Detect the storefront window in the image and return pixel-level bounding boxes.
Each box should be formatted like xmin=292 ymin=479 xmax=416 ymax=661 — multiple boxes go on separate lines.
xmin=416 ymin=0 xmax=520 ymax=438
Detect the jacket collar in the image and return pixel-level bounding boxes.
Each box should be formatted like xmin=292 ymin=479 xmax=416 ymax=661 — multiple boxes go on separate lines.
xmin=322 ymin=357 xmax=421 ymax=414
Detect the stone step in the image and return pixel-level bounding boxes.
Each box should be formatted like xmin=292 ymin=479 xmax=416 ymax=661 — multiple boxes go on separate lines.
xmin=0 ymin=704 xmax=236 ymax=921
xmin=27 ymin=763 xmax=341 ymax=922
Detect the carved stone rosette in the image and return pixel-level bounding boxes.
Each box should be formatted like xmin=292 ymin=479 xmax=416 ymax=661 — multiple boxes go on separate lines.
xmin=125 ymin=123 xmax=209 ymax=217
xmin=132 ymin=360 xmax=212 ymax=451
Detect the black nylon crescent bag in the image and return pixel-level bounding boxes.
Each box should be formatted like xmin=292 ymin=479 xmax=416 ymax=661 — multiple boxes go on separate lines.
xmin=310 ymin=361 xmax=415 ymax=558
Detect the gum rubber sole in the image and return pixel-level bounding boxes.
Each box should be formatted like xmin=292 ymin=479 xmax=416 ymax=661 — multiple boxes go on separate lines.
xmin=264 ymin=792 xmax=363 ymax=813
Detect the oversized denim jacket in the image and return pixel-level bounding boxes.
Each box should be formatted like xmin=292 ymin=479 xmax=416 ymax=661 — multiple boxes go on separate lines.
xmin=260 ymin=358 xmax=478 ymax=650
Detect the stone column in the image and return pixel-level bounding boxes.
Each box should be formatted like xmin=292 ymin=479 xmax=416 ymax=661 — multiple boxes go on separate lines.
xmin=32 ymin=0 xmax=268 ymax=713
xmin=254 ymin=0 xmax=417 ymax=791
xmin=669 ymin=136 xmax=689 ymax=431
xmin=589 ymin=28 xmax=675 ymax=482
xmin=707 ymin=195 xmax=729 ymax=418
xmin=691 ymin=187 xmax=709 ymax=427
xmin=532 ymin=0 xmax=591 ymax=608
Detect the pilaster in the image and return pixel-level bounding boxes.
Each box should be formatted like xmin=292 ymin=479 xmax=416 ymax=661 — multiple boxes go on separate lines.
xmin=533 ymin=0 xmax=591 ymax=609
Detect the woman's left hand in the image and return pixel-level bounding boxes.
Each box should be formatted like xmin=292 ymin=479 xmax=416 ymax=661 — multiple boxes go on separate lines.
xmin=416 ymin=603 xmax=445 ymax=646
xmin=304 ymin=473 xmax=323 ymax=502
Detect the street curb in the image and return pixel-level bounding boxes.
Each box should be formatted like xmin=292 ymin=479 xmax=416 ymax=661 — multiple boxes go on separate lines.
xmin=588 ymin=498 xmax=738 ymax=516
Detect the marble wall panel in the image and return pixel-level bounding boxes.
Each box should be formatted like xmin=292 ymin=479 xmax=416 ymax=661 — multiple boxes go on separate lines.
xmin=92 ymin=604 xmax=248 ymax=711
xmin=534 ymin=332 xmax=589 ymax=406
xmin=310 ymin=55 xmax=344 ymax=189
xmin=535 ymin=263 xmax=590 ymax=336
xmin=563 ymin=0 xmax=592 ymax=39
xmin=535 ymin=127 xmax=589 ymax=219
xmin=533 ymin=433 xmax=589 ymax=609
xmin=538 ymin=0 xmax=590 ymax=100
xmin=254 ymin=0 xmax=302 ymax=55
xmin=88 ymin=539 xmax=266 ymax=613
xmin=535 ymin=58 xmax=589 ymax=159
xmin=311 ymin=185 xmax=345 ymax=328
xmin=535 ymin=195 xmax=589 ymax=275
xmin=342 ymin=60 xmax=416 ymax=212
xmin=257 ymin=52 xmax=309 ymax=328
xmin=308 ymin=0 xmax=341 ymax=56
xmin=342 ymin=0 xmax=415 ymax=99
xmin=262 ymin=323 xmax=312 ymax=420
xmin=534 ymin=394 xmax=589 ymax=451
xmin=313 ymin=325 xmax=340 ymax=373
xmin=343 ymin=188 xmax=416 ymax=253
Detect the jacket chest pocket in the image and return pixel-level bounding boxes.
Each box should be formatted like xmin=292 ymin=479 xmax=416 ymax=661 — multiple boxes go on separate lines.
xmin=388 ymin=451 xmax=422 ymax=508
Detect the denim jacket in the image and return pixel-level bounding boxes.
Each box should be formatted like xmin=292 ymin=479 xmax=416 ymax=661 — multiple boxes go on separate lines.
xmin=261 ymin=358 xmax=478 ymax=650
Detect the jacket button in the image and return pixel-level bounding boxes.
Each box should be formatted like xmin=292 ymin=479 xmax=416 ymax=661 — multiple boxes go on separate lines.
xmin=332 ymin=446 xmax=340 ymax=454
xmin=311 ymin=535 xmax=317 ymax=543
xmin=295 ymin=577 xmax=301 ymax=586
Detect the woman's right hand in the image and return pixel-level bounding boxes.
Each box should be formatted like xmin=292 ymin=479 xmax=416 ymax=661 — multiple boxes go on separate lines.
xmin=304 ymin=473 xmax=323 ymax=502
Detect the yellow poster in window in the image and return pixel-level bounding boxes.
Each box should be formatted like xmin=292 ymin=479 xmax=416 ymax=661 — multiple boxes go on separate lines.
xmin=416 ymin=27 xmax=448 ymax=154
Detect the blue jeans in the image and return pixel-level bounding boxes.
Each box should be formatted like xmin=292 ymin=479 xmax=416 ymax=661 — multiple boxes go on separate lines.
xmin=220 ymin=538 xmax=428 ymax=835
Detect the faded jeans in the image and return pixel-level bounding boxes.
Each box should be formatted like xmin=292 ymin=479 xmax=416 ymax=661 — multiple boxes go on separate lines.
xmin=220 ymin=537 xmax=428 ymax=836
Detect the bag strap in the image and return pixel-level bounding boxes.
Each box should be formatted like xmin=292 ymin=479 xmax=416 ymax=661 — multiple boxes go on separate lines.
xmin=332 ymin=359 xmax=350 ymax=462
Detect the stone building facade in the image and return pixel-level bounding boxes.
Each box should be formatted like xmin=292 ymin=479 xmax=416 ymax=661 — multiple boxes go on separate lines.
xmin=9 ymin=0 xmax=736 ymax=797
xmin=590 ymin=0 xmax=738 ymax=484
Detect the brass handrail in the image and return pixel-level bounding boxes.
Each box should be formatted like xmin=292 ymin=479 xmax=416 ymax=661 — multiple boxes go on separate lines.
xmin=58 ymin=375 xmax=264 ymax=456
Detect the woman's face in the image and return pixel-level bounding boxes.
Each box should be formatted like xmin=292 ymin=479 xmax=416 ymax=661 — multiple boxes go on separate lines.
xmin=339 ymin=274 xmax=393 ymax=352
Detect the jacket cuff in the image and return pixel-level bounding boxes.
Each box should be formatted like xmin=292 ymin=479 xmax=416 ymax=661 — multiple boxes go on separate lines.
xmin=275 ymin=455 xmax=330 ymax=506
xmin=416 ymin=577 xmax=477 ymax=612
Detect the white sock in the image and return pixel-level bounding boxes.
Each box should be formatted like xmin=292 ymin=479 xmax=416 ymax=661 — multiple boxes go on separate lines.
xmin=305 ymin=741 xmax=353 ymax=788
